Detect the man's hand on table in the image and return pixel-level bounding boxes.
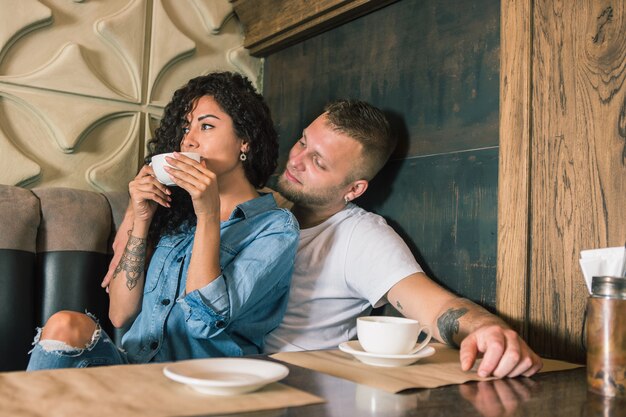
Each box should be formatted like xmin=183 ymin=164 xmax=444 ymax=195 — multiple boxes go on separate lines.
xmin=459 ymin=325 xmax=543 ymax=378
xmin=459 ymin=378 xmax=537 ymax=417
xmin=386 ymin=274 xmax=543 ymax=378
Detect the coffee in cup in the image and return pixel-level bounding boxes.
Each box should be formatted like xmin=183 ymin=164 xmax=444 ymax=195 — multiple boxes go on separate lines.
xmin=150 ymin=152 xmax=201 ymax=186
xmin=357 ymin=316 xmax=432 ymax=355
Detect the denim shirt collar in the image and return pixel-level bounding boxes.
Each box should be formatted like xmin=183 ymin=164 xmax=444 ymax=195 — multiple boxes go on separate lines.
xmin=229 ymin=193 xmax=276 ymax=220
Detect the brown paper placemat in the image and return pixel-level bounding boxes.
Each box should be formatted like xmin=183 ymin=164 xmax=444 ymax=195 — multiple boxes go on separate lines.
xmin=0 ymin=361 xmax=323 ymax=417
xmin=271 ymin=343 xmax=582 ymax=393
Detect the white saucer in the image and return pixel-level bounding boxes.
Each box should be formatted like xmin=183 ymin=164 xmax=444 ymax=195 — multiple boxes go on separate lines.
xmin=163 ymin=357 xmax=289 ymax=396
xmin=338 ymin=341 xmax=435 ymax=367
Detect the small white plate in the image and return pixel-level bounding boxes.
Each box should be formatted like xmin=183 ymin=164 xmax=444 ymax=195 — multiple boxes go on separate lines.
xmin=338 ymin=341 xmax=435 ymax=367
xmin=163 ymin=357 xmax=289 ymax=396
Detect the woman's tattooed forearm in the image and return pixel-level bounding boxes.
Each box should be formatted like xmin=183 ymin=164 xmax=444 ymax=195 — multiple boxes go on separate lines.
xmin=437 ymin=307 xmax=468 ymax=347
xmin=113 ymin=235 xmax=147 ymax=290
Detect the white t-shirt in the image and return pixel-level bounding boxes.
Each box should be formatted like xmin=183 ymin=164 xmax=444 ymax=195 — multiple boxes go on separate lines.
xmin=264 ymin=203 xmax=422 ymax=352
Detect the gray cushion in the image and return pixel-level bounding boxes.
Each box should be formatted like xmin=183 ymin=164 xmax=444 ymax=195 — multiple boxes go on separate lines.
xmin=0 ymin=185 xmax=39 ymax=251
xmin=33 ymin=187 xmax=112 ymax=253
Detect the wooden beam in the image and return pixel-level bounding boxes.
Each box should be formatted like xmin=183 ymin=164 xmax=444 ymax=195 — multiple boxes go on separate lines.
xmin=528 ymin=0 xmax=625 ymax=362
xmin=496 ymin=0 xmax=533 ymax=338
xmin=231 ymin=0 xmax=397 ymax=57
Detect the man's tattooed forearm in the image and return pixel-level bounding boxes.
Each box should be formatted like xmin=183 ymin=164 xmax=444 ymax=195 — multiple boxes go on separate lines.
xmin=437 ymin=307 xmax=468 ymax=348
xmin=396 ymin=301 xmax=403 ymax=311
xmin=113 ymin=235 xmax=147 ymax=290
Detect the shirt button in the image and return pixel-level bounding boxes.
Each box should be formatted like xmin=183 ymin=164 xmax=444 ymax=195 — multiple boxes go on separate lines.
xmin=150 ymin=341 xmax=158 ymax=350
xmin=161 ymin=299 xmax=170 ymax=306
xmin=215 ymin=320 xmax=226 ymax=329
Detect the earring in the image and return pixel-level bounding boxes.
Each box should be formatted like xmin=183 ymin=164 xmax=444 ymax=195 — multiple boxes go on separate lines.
xmin=239 ymin=152 xmax=247 ymax=161
xmin=344 ymin=196 xmax=350 ymax=205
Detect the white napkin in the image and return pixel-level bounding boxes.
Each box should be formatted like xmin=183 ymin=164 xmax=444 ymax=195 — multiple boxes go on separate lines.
xmin=579 ymin=246 xmax=626 ymax=293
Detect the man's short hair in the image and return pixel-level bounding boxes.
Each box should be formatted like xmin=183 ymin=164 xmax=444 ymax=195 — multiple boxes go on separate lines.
xmin=324 ymin=100 xmax=395 ymax=181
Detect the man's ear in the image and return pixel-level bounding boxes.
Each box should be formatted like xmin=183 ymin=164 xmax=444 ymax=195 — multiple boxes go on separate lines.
xmin=345 ymin=180 xmax=369 ymax=202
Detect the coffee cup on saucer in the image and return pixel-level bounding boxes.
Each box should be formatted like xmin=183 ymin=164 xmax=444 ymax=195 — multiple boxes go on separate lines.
xmin=150 ymin=152 xmax=201 ymax=186
xmin=357 ymin=316 xmax=432 ymax=355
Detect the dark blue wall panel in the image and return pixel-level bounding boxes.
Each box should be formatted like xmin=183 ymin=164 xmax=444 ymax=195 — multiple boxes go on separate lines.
xmin=264 ymin=0 xmax=500 ymax=308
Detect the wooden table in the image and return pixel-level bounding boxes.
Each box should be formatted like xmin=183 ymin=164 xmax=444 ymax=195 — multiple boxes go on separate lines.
xmin=2 ymin=357 xmax=623 ymax=417
xmin=260 ymin=364 xmax=623 ymax=417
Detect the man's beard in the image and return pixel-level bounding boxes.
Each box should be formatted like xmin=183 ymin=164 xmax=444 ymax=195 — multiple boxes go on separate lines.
xmin=276 ymin=173 xmax=345 ymax=207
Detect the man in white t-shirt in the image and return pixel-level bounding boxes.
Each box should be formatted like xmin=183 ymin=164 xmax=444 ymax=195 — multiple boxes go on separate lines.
xmin=264 ymin=100 xmax=542 ymax=378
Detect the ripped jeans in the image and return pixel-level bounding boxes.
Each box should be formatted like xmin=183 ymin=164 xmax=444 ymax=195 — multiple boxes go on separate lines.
xmin=27 ymin=313 xmax=129 ymax=371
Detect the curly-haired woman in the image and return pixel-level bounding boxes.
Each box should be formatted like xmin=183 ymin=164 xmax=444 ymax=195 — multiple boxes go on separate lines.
xmin=27 ymin=72 xmax=299 ymax=370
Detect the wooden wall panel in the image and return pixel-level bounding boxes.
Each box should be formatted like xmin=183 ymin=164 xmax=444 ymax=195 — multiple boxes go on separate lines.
xmin=360 ymin=150 xmax=499 ymax=309
xmin=529 ymin=0 xmax=626 ymax=361
xmin=265 ymin=0 xmax=501 ymax=162
xmin=251 ymin=0 xmax=624 ymax=362
xmin=264 ymin=0 xmax=501 ymax=307
xmin=232 ymin=0 xmax=397 ymax=56
xmin=497 ymin=0 xmax=532 ymax=337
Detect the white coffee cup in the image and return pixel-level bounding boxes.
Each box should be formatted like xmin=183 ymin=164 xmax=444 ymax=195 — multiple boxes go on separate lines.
xmin=150 ymin=152 xmax=201 ymax=186
xmin=357 ymin=316 xmax=432 ymax=355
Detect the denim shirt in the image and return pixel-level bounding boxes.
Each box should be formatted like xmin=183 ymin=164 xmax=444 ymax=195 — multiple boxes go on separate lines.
xmin=121 ymin=193 xmax=299 ymax=363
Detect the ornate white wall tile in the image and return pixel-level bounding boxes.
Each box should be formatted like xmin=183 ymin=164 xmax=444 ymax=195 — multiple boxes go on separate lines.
xmin=0 ymin=43 xmax=131 ymax=101
xmin=0 ymin=87 xmax=138 ymax=189
xmin=27 ymin=114 xmax=137 ymax=190
xmin=95 ymin=0 xmax=147 ymax=102
xmin=147 ymin=0 xmax=196 ymax=103
xmin=87 ymin=113 xmax=141 ymax=192
xmin=147 ymin=9 xmax=259 ymax=106
xmin=228 ymin=45 xmax=264 ymax=90
xmin=145 ymin=112 xmax=162 ymax=151
xmin=0 ymin=0 xmax=261 ymax=191
xmin=0 ymin=1 xmax=136 ymax=94
xmin=2 ymin=85 xmax=135 ymax=153
xmin=0 ymin=129 xmax=41 ymax=186
xmin=0 ymin=0 xmax=52 ymax=65
xmin=189 ymin=0 xmax=234 ymax=34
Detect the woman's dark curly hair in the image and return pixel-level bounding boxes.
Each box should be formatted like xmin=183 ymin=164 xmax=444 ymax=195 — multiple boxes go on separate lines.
xmin=145 ymin=71 xmax=278 ymax=244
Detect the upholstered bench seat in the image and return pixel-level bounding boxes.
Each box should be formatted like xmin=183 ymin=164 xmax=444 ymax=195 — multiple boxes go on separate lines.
xmin=0 ymin=185 xmax=128 ymax=371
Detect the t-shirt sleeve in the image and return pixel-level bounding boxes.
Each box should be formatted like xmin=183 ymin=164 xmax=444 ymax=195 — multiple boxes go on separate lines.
xmin=344 ymin=215 xmax=423 ymax=308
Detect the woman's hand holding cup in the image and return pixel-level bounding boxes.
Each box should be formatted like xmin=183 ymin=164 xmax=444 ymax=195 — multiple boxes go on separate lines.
xmin=128 ymin=164 xmax=172 ymax=224
xmin=161 ymin=152 xmax=220 ymax=220
xmin=150 ymin=152 xmax=202 ymax=186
